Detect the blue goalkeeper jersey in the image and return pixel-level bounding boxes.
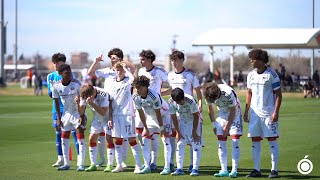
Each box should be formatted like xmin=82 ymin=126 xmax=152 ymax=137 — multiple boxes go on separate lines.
xmin=47 ymin=71 xmax=64 ymax=115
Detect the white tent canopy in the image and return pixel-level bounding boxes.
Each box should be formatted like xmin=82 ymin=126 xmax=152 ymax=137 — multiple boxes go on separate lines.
xmin=192 ymin=28 xmax=320 ymax=82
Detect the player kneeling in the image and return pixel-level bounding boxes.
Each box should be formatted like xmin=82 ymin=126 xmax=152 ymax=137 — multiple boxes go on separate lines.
xmin=169 ymin=88 xmax=202 ymax=176
xmin=77 ymin=84 xmax=110 ymax=172
xmin=132 ymin=75 xmax=172 ymax=175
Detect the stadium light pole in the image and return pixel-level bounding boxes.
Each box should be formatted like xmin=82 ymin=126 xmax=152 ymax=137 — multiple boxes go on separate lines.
xmin=14 ymin=0 xmax=18 ymax=79
xmin=0 ymin=0 xmax=5 ymax=87
xmin=311 ymin=0 xmax=315 ymax=77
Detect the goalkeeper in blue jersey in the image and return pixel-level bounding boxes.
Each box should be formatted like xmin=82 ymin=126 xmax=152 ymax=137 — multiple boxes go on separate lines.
xmin=47 ymin=53 xmax=79 ymax=167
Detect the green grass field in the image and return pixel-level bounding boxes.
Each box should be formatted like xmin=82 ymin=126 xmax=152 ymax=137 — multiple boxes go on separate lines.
xmin=0 ymin=86 xmax=319 ymax=180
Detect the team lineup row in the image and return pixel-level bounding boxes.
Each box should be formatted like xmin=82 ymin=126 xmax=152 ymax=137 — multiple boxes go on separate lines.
xmin=47 ymin=48 xmax=282 ymax=178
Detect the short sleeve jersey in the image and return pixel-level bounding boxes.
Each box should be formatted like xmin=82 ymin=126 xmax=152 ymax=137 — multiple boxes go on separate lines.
xmin=94 ymin=67 xmax=117 ymax=93
xmin=168 ymin=94 xmax=199 ymax=124
xmin=138 ymin=66 xmax=168 ymax=94
xmin=247 ymin=67 xmax=281 ymax=117
xmin=52 ymin=79 xmax=82 ymax=118
xmin=47 ymin=71 xmax=64 ymax=113
xmin=109 ymin=77 xmax=134 ymax=116
xmin=80 ymin=87 xmax=109 ymax=122
xmin=168 ymin=68 xmax=200 ymax=96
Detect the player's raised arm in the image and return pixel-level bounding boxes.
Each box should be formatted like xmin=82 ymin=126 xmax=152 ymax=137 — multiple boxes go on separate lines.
xmin=88 ymin=54 xmax=103 ymax=76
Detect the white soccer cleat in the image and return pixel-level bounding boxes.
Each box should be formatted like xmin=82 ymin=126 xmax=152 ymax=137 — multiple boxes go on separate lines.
xmin=121 ymin=162 xmax=128 ymax=168
xmin=134 ymin=165 xmax=141 ymax=174
xmin=52 ymin=159 xmax=64 ymax=167
xmin=111 ymin=165 xmax=124 ymax=173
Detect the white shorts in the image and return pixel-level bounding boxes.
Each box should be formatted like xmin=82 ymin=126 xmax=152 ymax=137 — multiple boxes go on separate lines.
xmin=135 ymin=110 xmax=144 ymax=129
xmin=247 ymin=110 xmax=279 ymax=138
xmin=61 ymin=112 xmax=82 ymax=132
xmin=112 ymin=115 xmax=136 ymax=138
xmin=145 ymin=114 xmax=172 ymax=137
xmin=89 ymin=119 xmax=108 ymax=134
xmin=215 ymin=115 xmax=243 ymax=136
xmin=178 ymin=120 xmax=203 ymax=147
xmin=104 ymin=113 xmax=112 ymax=136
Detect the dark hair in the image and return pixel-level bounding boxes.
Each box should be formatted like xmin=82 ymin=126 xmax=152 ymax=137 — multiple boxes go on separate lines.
xmin=248 ymin=49 xmax=269 ymax=64
xmin=58 ymin=64 xmax=71 ymax=74
xmin=171 ymin=88 xmax=185 ymax=102
xmin=52 ymin=53 xmax=66 ymax=63
xmin=139 ymin=50 xmax=156 ymax=62
xmin=80 ymin=84 xmax=94 ymax=99
xmin=108 ymin=48 xmax=123 ymax=60
xmin=132 ymin=75 xmax=150 ymax=87
xmin=170 ymin=50 xmax=184 ymax=60
xmin=202 ymin=82 xmax=220 ymax=103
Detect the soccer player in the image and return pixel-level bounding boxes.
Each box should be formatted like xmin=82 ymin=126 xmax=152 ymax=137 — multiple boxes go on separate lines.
xmin=88 ymin=48 xmax=136 ymax=169
xmin=107 ymin=62 xmax=141 ymax=173
xmin=52 ymin=64 xmax=86 ymax=171
xmin=202 ymin=82 xmax=242 ymax=178
xmin=244 ymin=49 xmax=282 ymax=178
xmin=169 ymin=88 xmax=202 ymax=176
xmin=47 ymin=53 xmax=79 ymax=167
xmin=162 ymin=50 xmax=203 ymax=172
xmin=132 ymin=75 xmax=172 ymax=175
xmin=137 ymin=49 xmax=169 ymax=171
xmin=77 ymin=84 xmax=109 ymax=172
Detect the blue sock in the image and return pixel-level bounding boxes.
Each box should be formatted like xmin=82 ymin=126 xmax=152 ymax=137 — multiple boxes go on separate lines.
xmin=71 ymin=130 xmax=79 ymax=155
xmin=56 ymin=131 xmax=63 ymax=155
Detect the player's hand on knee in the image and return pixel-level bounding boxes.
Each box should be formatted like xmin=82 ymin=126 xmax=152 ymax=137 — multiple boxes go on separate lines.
xmin=107 ymin=119 xmax=113 ymax=129
xmin=142 ymin=128 xmax=149 ymax=137
xmin=192 ymin=131 xmax=200 ymax=142
xmin=213 ymin=128 xmax=217 ymax=135
xmin=176 ymin=132 xmax=184 ymax=142
xmin=271 ymin=112 xmax=279 ymax=122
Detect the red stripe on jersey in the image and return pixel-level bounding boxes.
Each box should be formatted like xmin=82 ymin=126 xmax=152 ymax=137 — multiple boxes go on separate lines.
xmin=99 ymin=132 xmax=106 ymax=136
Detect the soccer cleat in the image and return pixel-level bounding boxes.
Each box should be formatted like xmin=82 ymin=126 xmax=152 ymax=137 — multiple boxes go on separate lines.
xmin=52 ymin=159 xmax=64 ymax=167
xmin=171 ymin=168 xmax=185 ymax=176
xmin=111 ymin=165 xmax=124 ymax=173
xmin=150 ymin=163 xmax=157 ymax=171
xmin=96 ymin=159 xmax=105 ymax=167
xmin=57 ymin=165 xmax=70 ymax=171
xmin=121 ymin=162 xmax=128 ymax=168
xmin=85 ymin=165 xmax=97 ymax=172
xmin=134 ymin=165 xmax=141 ymax=174
xmin=214 ymin=170 xmax=229 ymax=177
xmin=190 ymin=169 xmax=199 ymax=176
xmin=229 ymin=171 xmax=238 ymax=178
xmin=170 ymin=163 xmax=175 ymax=171
xmin=187 ymin=165 xmax=193 ymax=173
xmin=140 ymin=164 xmax=145 ymax=170
xmin=160 ymin=167 xmax=171 ymax=175
xmin=77 ymin=165 xmax=86 ymax=171
xmin=268 ymin=170 xmax=279 ymax=178
xmin=138 ymin=167 xmax=151 ymax=174
xmin=103 ymin=165 xmax=113 ymax=172
xmin=246 ymin=169 xmax=262 ymax=177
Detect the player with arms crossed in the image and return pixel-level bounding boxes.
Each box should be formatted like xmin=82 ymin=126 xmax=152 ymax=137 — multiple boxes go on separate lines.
xmin=47 ymin=53 xmax=79 ymax=167
xmin=107 ymin=62 xmax=141 ymax=173
xmin=202 ymin=82 xmax=242 ymax=178
xmin=244 ymin=49 xmax=282 ymax=178
xmin=169 ymin=88 xmax=202 ymax=176
xmin=52 ymin=64 xmax=86 ymax=171
xmin=77 ymin=84 xmax=109 ymax=172
xmin=132 ymin=75 xmax=172 ymax=175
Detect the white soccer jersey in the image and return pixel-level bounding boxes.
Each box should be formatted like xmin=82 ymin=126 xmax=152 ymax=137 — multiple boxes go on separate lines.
xmin=168 ymin=94 xmax=199 ymax=124
xmin=80 ymin=87 xmax=109 ymax=122
xmin=138 ymin=66 xmax=168 ymax=94
xmin=94 ymin=67 xmax=117 ymax=93
xmin=247 ymin=67 xmax=281 ymax=117
xmin=52 ymin=79 xmax=81 ymax=117
xmin=206 ymin=84 xmax=241 ymax=118
xmin=168 ymin=68 xmax=200 ymax=96
xmin=133 ymin=89 xmax=170 ymax=128
xmin=109 ymin=77 xmax=134 ymax=116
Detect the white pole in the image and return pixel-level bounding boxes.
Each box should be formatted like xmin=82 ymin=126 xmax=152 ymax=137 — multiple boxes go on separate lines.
xmin=230 ymin=46 xmax=235 ymax=85
xmin=14 ymin=0 xmax=18 ymax=79
xmin=209 ymin=46 xmax=214 ymax=73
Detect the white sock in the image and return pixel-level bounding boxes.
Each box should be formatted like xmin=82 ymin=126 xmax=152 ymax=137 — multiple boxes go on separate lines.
xmin=97 ymin=135 xmax=105 ymax=162
xmin=142 ymin=137 xmax=151 ymax=168
xmin=162 ymin=137 xmax=171 ymax=169
xmin=176 ymin=141 xmax=185 ymax=169
xmin=170 ymin=137 xmax=176 ymax=164
xmin=115 ymin=144 xmax=123 ymax=166
xmin=218 ymin=140 xmax=227 ymax=171
xmin=269 ymin=140 xmax=278 ymax=171
xmin=89 ymin=145 xmax=97 ymax=165
xmin=151 ymin=134 xmax=159 ymax=165
xmin=252 ymin=141 xmax=261 ymax=171
xmin=122 ymin=138 xmax=128 ymax=162
xmin=137 ymin=133 xmax=143 ymax=147
xmin=61 ymin=138 xmax=69 ymax=166
xmin=78 ymin=138 xmax=86 ymax=166
xmin=107 ymin=146 xmax=115 ymax=166
xmin=192 ymin=145 xmax=201 ymax=170
xmin=58 ymin=155 xmax=63 ymax=162
xmin=231 ymin=139 xmax=240 ymax=172
xmin=130 ymin=143 xmax=141 ymax=167
xmin=189 ymin=145 xmax=193 ymax=166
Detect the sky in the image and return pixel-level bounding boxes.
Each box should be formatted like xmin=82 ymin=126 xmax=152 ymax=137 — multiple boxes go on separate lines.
xmin=4 ymin=0 xmax=320 ymax=61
